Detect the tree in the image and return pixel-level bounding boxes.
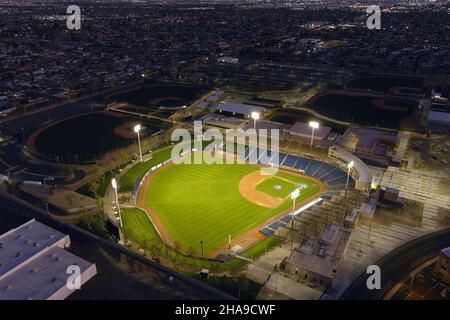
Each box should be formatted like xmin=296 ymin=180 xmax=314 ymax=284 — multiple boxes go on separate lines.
xmin=62 ymin=164 xmax=77 ymax=180
xmin=65 ymin=193 xmax=74 ymax=206
xmin=87 ymin=179 xmax=101 ymax=199
xmin=187 ymin=246 xmax=198 ymax=269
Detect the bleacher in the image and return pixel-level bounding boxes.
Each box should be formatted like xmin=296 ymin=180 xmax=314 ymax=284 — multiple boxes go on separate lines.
xmin=295 ymin=157 xmax=309 ymax=171
xmin=283 ymin=155 xmax=298 ymax=167
xmin=305 ymin=160 xmax=321 ymax=176
xmin=223 ymin=143 xmax=354 ymax=190
xmin=321 ymin=167 xmax=345 ymax=182
xmin=313 ymin=162 xmax=334 ymax=179
xmin=278 ymin=153 xmax=288 ymax=165
xmin=327 ymin=176 xmax=349 ymax=187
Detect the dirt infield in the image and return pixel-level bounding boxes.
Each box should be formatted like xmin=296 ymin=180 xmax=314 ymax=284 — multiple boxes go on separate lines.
xmin=213 ymin=169 xmax=326 ymax=257
xmin=239 ymin=171 xmax=284 ymax=209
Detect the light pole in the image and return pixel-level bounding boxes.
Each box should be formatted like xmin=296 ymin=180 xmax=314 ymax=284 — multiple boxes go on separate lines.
xmin=346 ymin=161 xmax=354 ymax=190
xmin=345 ymin=161 xmax=354 ymax=197
xmin=309 ymin=121 xmax=319 ymax=156
xmin=290 ymin=188 xmax=300 ymax=251
xmin=134 ymin=124 xmax=143 ymax=163
xmin=251 ymin=111 xmax=260 ymax=134
xmin=111 ymin=178 xmax=123 ymax=228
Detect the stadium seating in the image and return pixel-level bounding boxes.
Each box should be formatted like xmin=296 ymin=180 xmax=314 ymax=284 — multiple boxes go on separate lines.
xmin=278 ymin=153 xmax=288 ymax=165
xmin=243 ymin=146 xmax=355 ymax=187
xmin=305 ymin=160 xmax=321 ymax=176
xmin=295 ymin=157 xmax=309 ymax=171
xmin=327 ymin=176 xmax=348 ymax=186
xmin=313 ymin=163 xmax=334 ymax=179
xmin=283 ymin=155 xmax=298 ymax=168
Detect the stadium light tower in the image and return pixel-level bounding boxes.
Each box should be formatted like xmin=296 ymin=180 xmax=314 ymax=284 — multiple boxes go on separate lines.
xmin=345 ymin=160 xmax=355 ymax=195
xmin=134 ymin=124 xmax=143 ymax=163
xmin=309 ymin=121 xmax=319 ymax=155
xmin=251 ymin=111 xmax=260 ymax=133
xmin=111 ymin=178 xmax=123 ymax=228
xmin=290 ymin=188 xmax=300 ymax=251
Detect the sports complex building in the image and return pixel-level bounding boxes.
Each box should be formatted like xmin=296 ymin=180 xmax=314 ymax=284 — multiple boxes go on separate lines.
xmin=129 ymin=127 xmax=373 ymax=264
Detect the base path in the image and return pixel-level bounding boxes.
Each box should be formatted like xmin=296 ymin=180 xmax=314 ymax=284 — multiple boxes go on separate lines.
xmin=213 ymin=169 xmax=327 ymax=257
xmin=239 ymin=171 xmax=284 ymax=209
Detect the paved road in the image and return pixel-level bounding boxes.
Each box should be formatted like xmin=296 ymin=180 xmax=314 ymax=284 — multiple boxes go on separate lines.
xmin=339 ymin=227 xmax=450 ymax=300
xmin=0 ymin=80 xmax=142 ymax=135
xmin=0 ymin=142 xmax=86 ymax=185
xmin=0 ymin=192 xmax=234 ymax=300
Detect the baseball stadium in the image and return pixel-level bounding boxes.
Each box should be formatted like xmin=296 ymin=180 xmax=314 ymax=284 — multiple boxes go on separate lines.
xmin=120 ymin=142 xmax=367 ymax=260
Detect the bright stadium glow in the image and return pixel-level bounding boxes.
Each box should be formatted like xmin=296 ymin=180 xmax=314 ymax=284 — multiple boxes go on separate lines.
xmin=309 ymin=121 xmax=319 ymax=129
xmin=111 ymin=178 xmax=122 ymax=227
xmin=348 ymin=160 xmax=355 ymax=169
xmin=251 ymin=111 xmax=260 ymax=120
xmin=134 ymin=124 xmax=143 ymax=163
xmin=111 ymin=178 xmax=117 ymax=190
xmin=291 ymin=188 xmax=300 ymax=200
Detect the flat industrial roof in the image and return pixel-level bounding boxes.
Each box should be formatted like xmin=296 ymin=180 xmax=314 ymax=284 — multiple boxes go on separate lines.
xmin=243 ymin=120 xmax=289 ymax=132
xmin=287 ymin=227 xmax=351 ymax=279
xmin=214 ymin=101 xmax=265 ymax=116
xmin=428 ymin=111 xmax=450 ymax=124
xmin=289 ymin=122 xmax=331 ymax=139
xmin=0 ymin=246 xmax=96 ymax=300
xmin=0 ymin=219 xmax=69 ymax=280
xmin=441 ymin=247 xmax=450 ymax=258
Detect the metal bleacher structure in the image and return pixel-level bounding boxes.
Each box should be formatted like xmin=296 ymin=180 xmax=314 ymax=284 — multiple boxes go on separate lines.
xmin=229 ymin=144 xmax=361 ymax=240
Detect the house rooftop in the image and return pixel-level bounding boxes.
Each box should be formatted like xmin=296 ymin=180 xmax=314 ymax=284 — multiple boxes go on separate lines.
xmin=214 ymin=101 xmax=265 ymax=116
xmin=289 ymin=122 xmax=331 ymax=140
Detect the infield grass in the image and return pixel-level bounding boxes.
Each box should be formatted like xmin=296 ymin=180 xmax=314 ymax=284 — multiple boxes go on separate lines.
xmin=256 ymin=177 xmax=296 ymax=198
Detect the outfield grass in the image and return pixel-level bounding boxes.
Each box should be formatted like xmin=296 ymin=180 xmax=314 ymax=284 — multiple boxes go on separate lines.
xmin=121 ymin=207 xmax=282 ymax=271
xmin=119 ymin=147 xmax=172 ymax=192
xmin=144 ymin=163 xmax=319 ymax=255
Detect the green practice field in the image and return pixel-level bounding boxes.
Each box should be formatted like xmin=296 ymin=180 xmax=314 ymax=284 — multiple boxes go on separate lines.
xmin=256 ymin=173 xmax=319 ymax=199
xmin=141 ymin=162 xmax=322 ymax=256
